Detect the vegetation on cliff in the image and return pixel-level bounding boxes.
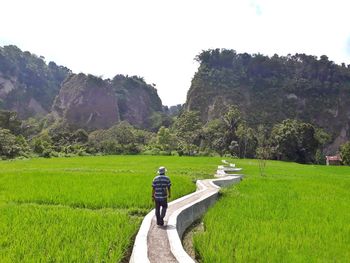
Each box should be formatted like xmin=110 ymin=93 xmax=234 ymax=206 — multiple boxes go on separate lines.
xmin=2 ymin=46 xmax=350 ymax=164
xmin=0 ymin=45 xmax=71 ymax=117
xmin=0 ymin=45 xmax=168 ymax=131
xmin=3 ymin=106 xmax=350 ymax=165
xmin=186 ymin=49 xmax=350 ymax=153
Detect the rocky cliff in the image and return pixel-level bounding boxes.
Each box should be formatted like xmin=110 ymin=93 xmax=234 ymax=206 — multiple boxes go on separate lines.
xmin=185 ymin=49 xmax=350 ymax=154
xmin=52 ymin=74 xmax=120 ymax=131
xmin=52 ymin=73 xmax=164 ymax=130
xmin=0 ymin=45 xmax=71 ymax=118
xmin=0 ymin=45 xmax=165 ymax=131
xmin=112 ymin=75 xmax=163 ymax=128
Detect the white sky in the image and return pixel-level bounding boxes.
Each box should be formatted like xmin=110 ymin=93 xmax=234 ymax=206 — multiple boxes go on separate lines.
xmin=1 ymin=0 xmax=350 ymax=106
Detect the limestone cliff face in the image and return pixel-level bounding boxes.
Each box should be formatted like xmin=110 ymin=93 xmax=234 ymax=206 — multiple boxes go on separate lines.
xmin=0 ymin=74 xmax=51 ymax=118
xmin=0 ymin=45 xmax=70 ymax=118
xmin=185 ymin=50 xmax=350 ymax=154
xmin=52 ymin=74 xmax=164 ymax=130
xmin=52 ymin=74 xmax=120 ymax=131
xmin=112 ymin=75 xmax=163 ymax=128
xmin=0 ymin=45 xmax=165 ymax=130
xmin=186 ymin=81 xmax=350 ymax=154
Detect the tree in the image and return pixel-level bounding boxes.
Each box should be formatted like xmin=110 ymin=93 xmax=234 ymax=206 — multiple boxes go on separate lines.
xmin=221 ymin=105 xmax=242 ymax=156
xmin=201 ymin=119 xmax=226 ymax=156
xmin=156 ymin=126 xmax=177 ymax=153
xmin=236 ymin=122 xmax=256 ymax=158
xmin=72 ymin=129 xmax=89 ymax=143
xmin=270 ymin=119 xmax=319 ymax=163
xmin=172 ymin=111 xmax=202 ymax=155
xmin=21 ymin=117 xmax=44 ymax=139
xmin=340 ymin=141 xmax=350 ymax=165
xmin=255 ymin=125 xmax=271 ymax=176
xmin=0 ymin=128 xmax=26 ymax=159
xmin=31 ymin=131 xmax=54 ymax=157
xmin=314 ymin=128 xmax=331 ymax=164
xmin=88 ymin=122 xmax=143 ymax=155
xmin=0 ymin=110 xmax=21 ymax=135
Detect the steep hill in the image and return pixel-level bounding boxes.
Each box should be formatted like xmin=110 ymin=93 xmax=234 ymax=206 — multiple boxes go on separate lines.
xmin=0 ymin=45 xmax=71 ymax=118
xmin=52 ymin=73 xmax=120 ymax=131
xmin=111 ymin=75 xmax=163 ymax=128
xmin=52 ymin=73 xmax=164 ymax=130
xmin=185 ymin=49 xmax=350 ymax=153
xmin=0 ymin=45 xmax=165 ymax=130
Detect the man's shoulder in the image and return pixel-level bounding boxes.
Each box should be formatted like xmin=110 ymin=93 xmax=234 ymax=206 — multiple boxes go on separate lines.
xmin=153 ymin=175 xmax=171 ymax=181
xmin=164 ymin=175 xmax=171 ymax=181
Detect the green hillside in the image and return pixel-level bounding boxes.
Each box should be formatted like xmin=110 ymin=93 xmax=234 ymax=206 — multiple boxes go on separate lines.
xmin=186 ymin=49 xmax=350 ymax=153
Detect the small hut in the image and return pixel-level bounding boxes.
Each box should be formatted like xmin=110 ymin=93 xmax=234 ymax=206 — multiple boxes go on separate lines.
xmin=325 ymin=155 xmax=342 ymax=166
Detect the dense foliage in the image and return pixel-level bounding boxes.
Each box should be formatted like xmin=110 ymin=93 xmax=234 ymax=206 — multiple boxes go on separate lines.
xmin=1 ymin=46 xmax=349 ymax=164
xmin=0 ymin=45 xmax=71 ymax=116
xmin=0 ymin=45 xmax=167 ymax=130
xmin=2 ymin=106 xmax=347 ymax=165
xmin=340 ymin=141 xmax=350 ymax=165
xmin=270 ymin=119 xmax=319 ymax=163
xmin=111 ymin=75 xmax=169 ymax=130
xmin=186 ymin=48 xmax=350 ymax=153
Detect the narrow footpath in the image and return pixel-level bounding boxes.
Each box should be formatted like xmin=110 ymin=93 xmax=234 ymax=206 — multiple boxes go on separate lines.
xmin=130 ymin=168 xmax=242 ymax=263
xmin=148 ymin=179 xmax=219 ymax=263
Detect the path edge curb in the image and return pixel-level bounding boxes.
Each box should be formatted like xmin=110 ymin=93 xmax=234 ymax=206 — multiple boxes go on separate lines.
xmin=129 ymin=175 xmax=242 ymax=263
xmin=167 ymin=176 xmax=242 ymax=263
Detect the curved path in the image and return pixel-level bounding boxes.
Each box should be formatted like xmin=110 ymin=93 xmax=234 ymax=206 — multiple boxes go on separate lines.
xmin=130 ymin=174 xmax=242 ymax=263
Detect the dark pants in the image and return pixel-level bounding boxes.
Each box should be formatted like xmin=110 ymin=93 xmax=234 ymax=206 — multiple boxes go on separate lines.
xmin=155 ymin=199 xmax=168 ymax=225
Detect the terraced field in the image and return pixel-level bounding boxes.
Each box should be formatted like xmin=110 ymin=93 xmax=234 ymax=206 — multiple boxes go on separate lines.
xmin=0 ymin=155 xmax=220 ymax=262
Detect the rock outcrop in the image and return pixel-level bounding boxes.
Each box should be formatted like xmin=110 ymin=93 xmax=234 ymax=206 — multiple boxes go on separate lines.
xmin=112 ymin=75 xmax=163 ymax=128
xmin=0 ymin=45 xmax=165 ymax=131
xmin=52 ymin=74 xmax=164 ymax=131
xmin=185 ymin=49 xmax=350 ymax=154
xmin=0 ymin=45 xmax=71 ymax=118
xmin=52 ymin=74 xmax=120 ymax=131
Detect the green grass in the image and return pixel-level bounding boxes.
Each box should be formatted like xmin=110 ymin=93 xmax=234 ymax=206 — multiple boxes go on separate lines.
xmin=193 ymin=159 xmax=350 ymax=262
xmin=0 ymin=155 xmax=221 ymax=262
xmin=0 ymin=205 xmax=137 ymax=262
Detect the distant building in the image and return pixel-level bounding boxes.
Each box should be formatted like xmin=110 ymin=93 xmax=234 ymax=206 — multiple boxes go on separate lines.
xmin=325 ymin=155 xmax=342 ymax=165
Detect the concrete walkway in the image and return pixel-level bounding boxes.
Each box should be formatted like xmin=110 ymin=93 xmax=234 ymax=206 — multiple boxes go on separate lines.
xmin=129 ymin=174 xmax=242 ymax=263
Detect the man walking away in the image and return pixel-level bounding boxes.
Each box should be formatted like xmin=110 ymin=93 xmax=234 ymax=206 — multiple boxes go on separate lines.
xmin=152 ymin=166 xmax=171 ymax=226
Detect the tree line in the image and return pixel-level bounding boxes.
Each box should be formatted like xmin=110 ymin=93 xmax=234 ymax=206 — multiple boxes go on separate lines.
xmin=1 ymin=108 xmax=350 ymax=165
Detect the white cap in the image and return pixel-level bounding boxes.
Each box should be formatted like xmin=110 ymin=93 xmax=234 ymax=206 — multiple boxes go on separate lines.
xmin=158 ymin=166 xmax=167 ymax=174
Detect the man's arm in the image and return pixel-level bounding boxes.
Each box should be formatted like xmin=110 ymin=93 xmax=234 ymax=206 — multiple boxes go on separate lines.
xmin=167 ymin=178 xmax=171 ymax=198
xmin=167 ymin=186 xmax=171 ymax=198
xmin=152 ymin=188 xmax=155 ymax=200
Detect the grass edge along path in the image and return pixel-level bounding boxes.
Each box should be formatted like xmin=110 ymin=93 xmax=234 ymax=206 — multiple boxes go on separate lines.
xmin=193 ymin=159 xmax=350 ymax=263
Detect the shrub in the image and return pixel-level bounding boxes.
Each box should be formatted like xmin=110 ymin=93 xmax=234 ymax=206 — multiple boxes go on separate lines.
xmin=340 ymin=141 xmax=350 ymax=165
xmin=0 ymin=128 xmax=27 ymax=159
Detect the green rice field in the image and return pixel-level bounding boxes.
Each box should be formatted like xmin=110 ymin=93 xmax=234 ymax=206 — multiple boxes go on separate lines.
xmin=2 ymin=156 xmax=350 ymax=262
xmin=193 ymin=159 xmax=350 ymax=262
xmin=0 ymin=155 xmax=220 ymax=262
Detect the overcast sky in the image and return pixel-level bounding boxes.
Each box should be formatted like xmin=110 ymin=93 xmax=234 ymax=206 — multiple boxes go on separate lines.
xmin=1 ymin=0 xmax=350 ymax=106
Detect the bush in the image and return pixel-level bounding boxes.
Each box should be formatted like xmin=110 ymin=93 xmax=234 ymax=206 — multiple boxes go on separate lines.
xmin=0 ymin=128 xmax=28 ymax=159
xmin=340 ymin=141 xmax=350 ymax=165
xmin=142 ymin=149 xmax=160 ymax=155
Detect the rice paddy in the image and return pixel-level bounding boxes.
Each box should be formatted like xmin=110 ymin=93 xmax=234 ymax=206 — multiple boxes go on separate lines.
xmin=0 ymin=155 xmax=220 ymax=262
xmin=193 ymin=159 xmax=350 ymax=262
xmin=2 ymin=156 xmax=349 ymax=262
